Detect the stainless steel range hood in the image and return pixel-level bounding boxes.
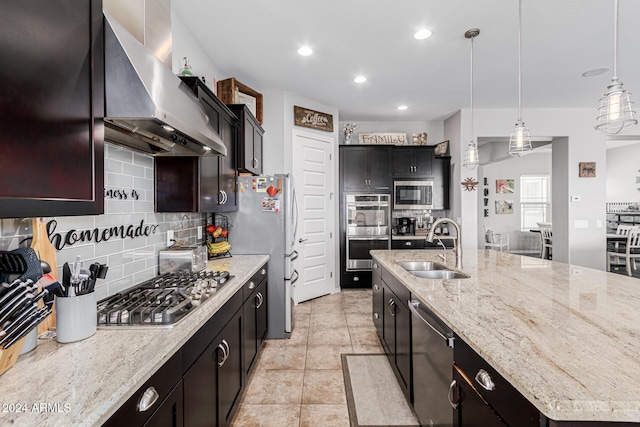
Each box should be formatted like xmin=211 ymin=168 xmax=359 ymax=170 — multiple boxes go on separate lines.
xmin=103 ymin=12 xmax=226 ymax=157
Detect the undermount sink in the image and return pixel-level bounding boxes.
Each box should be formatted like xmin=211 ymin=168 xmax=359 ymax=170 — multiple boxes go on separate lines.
xmin=398 ymin=261 xmax=449 ymax=271
xmin=410 ymin=270 xmax=470 ymax=280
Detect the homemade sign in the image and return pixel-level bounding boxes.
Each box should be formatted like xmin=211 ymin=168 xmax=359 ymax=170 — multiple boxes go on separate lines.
xmin=357 ymin=132 xmax=407 ymax=145
xmin=294 ymin=106 xmax=333 ymax=132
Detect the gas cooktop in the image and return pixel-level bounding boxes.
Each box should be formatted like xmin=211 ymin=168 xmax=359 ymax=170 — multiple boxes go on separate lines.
xmin=97 ymin=270 xmax=233 ymax=327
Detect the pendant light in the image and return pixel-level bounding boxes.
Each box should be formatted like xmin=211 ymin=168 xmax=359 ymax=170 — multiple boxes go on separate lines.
xmin=595 ymin=0 xmax=637 ymax=134
xmin=508 ymin=0 xmax=532 ymax=157
xmin=463 ymin=28 xmax=480 ymax=169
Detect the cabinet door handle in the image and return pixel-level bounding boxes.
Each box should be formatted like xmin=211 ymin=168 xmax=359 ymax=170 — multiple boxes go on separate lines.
xmin=388 ymin=298 xmax=396 ymax=316
xmin=475 ymin=369 xmax=496 ymax=391
xmin=374 ymin=312 xmax=379 ymax=319
xmin=218 ymin=339 xmax=230 ymax=367
xmin=249 ymin=281 xmax=256 ymax=290
xmin=218 ymin=190 xmax=224 ymax=204
xmin=253 ymin=158 xmax=259 ymax=169
xmin=373 ymin=284 xmax=379 ymax=290
xmin=137 ymin=386 xmax=160 ymax=412
xmin=448 ymin=380 xmax=459 ymax=409
xmin=222 ymin=190 xmax=228 ymax=204
xmin=256 ymin=292 xmax=264 ymax=308
xmin=405 ymin=241 xmax=411 ymax=246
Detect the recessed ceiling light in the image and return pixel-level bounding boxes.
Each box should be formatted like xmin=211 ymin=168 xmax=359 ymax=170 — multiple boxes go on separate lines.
xmin=582 ymin=67 xmax=609 ymax=77
xmin=297 ymin=46 xmax=313 ymax=56
xmin=354 ymin=75 xmax=367 ymax=83
xmin=414 ymin=29 xmax=432 ymax=40
xmin=397 ymin=105 xmax=408 ymax=111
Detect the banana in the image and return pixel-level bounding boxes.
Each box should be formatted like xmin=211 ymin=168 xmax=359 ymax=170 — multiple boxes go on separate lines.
xmin=207 ymin=241 xmax=231 ymax=254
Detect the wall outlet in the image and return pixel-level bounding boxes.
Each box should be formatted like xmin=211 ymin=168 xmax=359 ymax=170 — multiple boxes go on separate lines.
xmin=167 ymin=230 xmax=174 ymax=247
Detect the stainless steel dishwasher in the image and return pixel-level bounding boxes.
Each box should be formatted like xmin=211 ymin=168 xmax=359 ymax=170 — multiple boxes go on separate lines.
xmin=409 ymin=299 xmax=455 ymax=427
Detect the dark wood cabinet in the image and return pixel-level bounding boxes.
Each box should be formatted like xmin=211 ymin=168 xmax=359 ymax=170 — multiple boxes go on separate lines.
xmin=243 ymin=268 xmax=268 ymax=377
xmin=379 ymin=268 xmax=412 ymax=401
xmin=340 ymin=145 xmax=392 ymax=192
xmin=184 ymin=303 xmax=243 ymax=427
xmin=144 ymin=381 xmax=184 ymax=427
xmin=372 ymin=262 xmax=384 ymax=339
xmin=391 ymin=239 xmax=425 ymax=249
xmin=104 ymin=350 xmax=183 ymax=427
xmin=453 ymin=336 xmax=540 ymax=427
xmin=0 ymin=0 xmax=104 ymax=218
xmin=156 ymin=77 xmax=239 ymax=213
xmin=227 ymin=104 xmax=263 ymax=176
xmin=432 ymin=156 xmax=451 ymax=210
xmin=392 ymin=146 xmax=434 ymax=178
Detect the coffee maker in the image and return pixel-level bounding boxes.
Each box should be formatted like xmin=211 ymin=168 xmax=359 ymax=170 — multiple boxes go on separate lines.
xmin=397 ymin=217 xmax=416 ymax=235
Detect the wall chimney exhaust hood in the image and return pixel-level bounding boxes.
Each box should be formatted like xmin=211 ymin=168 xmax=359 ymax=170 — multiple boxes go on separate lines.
xmin=103 ymin=12 xmax=226 ymax=157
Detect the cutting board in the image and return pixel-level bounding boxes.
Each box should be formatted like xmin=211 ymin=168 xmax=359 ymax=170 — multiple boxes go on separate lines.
xmin=31 ymin=218 xmax=57 ymax=332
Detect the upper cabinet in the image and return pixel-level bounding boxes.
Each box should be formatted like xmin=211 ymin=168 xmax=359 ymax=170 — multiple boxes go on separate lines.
xmin=0 ymin=0 xmax=105 ymax=218
xmin=432 ymin=156 xmax=451 ymax=210
xmin=156 ymin=78 xmax=239 ymax=213
xmin=392 ymin=146 xmax=434 ymax=178
xmin=227 ymin=105 xmax=264 ymax=176
xmin=340 ymin=145 xmax=393 ymax=193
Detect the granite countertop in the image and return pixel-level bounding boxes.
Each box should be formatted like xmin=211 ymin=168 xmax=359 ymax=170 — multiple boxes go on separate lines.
xmin=371 ymin=249 xmax=640 ymax=423
xmin=0 ymin=254 xmax=269 ymax=427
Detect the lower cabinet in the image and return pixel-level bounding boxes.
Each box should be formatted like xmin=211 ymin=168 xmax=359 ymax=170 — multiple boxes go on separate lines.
xmin=372 ymin=262 xmax=384 ymax=339
xmin=104 ymin=262 xmax=268 ymax=427
xmin=453 ymin=368 xmax=507 ymax=427
xmin=144 ymin=381 xmax=184 ymax=427
xmin=378 ymin=268 xmax=412 ymax=401
xmin=243 ymin=272 xmax=268 ymax=377
xmin=184 ymin=308 xmax=243 ymax=427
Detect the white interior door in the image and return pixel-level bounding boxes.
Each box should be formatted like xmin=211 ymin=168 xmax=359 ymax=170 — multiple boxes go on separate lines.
xmin=291 ymin=129 xmax=336 ymax=303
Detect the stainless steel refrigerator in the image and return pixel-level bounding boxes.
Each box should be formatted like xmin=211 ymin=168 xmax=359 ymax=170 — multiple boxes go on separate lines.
xmin=227 ymin=174 xmax=298 ymax=339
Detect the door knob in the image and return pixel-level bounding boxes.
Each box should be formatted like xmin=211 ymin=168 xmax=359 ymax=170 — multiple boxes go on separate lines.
xmin=298 ymin=238 xmax=308 ymax=243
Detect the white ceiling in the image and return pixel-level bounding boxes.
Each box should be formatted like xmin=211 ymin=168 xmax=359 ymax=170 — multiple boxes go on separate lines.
xmin=173 ymin=0 xmax=640 ymax=123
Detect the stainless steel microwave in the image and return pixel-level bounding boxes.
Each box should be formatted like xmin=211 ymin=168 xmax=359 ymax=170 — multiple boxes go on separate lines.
xmin=393 ymin=181 xmax=434 ymax=210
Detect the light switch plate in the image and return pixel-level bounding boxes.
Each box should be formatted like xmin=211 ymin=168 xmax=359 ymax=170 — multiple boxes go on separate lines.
xmin=167 ymin=230 xmax=174 ymax=247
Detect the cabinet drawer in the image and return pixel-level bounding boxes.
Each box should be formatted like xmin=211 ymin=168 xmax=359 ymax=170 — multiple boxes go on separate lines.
xmin=381 ymin=267 xmax=411 ymax=305
xmin=104 ymin=350 xmax=182 ymax=427
xmin=454 ymin=337 xmax=539 ymax=427
xmin=243 ymin=264 xmax=268 ymax=302
xmin=391 ymin=239 xmax=425 ymax=249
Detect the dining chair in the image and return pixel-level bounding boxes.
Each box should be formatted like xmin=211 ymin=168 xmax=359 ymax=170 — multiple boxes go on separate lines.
xmin=609 ymin=224 xmax=637 ymax=252
xmin=536 ymin=222 xmax=552 ymax=259
xmin=607 ymin=228 xmax=640 ymax=276
xmin=483 ymin=226 xmax=509 ymax=252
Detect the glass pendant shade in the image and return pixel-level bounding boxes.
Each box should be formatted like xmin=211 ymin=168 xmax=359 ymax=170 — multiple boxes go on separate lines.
xmin=463 ymin=141 xmax=479 ymax=169
xmin=508 ymin=120 xmax=532 ymax=157
xmin=595 ymin=0 xmax=637 ymax=135
xmin=595 ymin=78 xmax=637 ymax=134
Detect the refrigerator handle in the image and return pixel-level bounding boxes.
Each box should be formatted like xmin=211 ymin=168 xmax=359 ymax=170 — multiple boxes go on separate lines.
xmin=286 ymin=250 xmax=299 ymax=262
xmin=290 ymin=269 xmax=300 ymax=285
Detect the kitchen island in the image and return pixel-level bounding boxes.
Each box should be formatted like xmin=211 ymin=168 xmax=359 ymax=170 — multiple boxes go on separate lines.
xmin=371 ymin=249 xmax=640 ymax=424
xmin=0 ymin=254 xmax=268 ymax=426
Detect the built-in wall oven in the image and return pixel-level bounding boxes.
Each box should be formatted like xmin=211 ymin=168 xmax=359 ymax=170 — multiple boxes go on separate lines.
xmin=345 ymin=194 xmax=390 ymax=271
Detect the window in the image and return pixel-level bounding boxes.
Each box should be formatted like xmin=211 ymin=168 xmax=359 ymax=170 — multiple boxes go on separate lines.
xmin=520 ymin=175 xmax=551 ymax=231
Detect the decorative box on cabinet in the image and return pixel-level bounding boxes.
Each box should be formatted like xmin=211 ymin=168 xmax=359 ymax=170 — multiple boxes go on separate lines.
xmin=217 ymin=77 xmax=263 ymax=124
xmin=226 ymin=104 xmax=264 ymax=176
xmin=340 ymin=145 xmax=392 ymax=192
xmin=392 ymin=146 xmax=434 ymax=178
xmin=0 ymin=0 xmax=104 ymax=218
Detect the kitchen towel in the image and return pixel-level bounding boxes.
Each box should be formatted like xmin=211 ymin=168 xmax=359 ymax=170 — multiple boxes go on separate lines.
xmin=341 ymin=354 xmax=419 ymax=427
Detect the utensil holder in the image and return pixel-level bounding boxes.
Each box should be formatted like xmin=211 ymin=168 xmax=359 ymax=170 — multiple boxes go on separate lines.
xmin=55 ymin=292 xmax=96 ymax=343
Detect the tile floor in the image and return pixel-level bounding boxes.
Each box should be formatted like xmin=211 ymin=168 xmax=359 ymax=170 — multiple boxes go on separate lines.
xmin=230 ymin=289 xmax=383 ymax=427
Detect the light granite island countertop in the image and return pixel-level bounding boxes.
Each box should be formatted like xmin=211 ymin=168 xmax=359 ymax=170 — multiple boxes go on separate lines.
xmin=371 ymin=249 xmax=640 ymax=424
xmin=0 ymin=254 xmax=269 ymax=427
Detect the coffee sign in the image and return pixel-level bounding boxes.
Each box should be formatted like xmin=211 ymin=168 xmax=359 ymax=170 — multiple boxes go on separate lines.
xmin=294 ymin=106 xmax=334 ymax=132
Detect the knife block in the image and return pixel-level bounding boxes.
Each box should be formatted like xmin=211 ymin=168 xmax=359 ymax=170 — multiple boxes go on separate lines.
xmin=0 ymin=336 xmax=27 ymax=376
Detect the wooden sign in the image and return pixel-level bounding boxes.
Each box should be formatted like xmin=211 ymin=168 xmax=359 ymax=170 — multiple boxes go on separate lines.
xmin=294 ymin=106 xmax=334 ymax=132
xmin=357 ymin=132 xmax=407 ymax=145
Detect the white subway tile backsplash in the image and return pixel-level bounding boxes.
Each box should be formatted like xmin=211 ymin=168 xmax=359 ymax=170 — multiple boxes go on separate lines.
xmin=106 ymin=199 xmax=134 ymax=214
xmin=133 ymin=175 xmax=154 ymax=191
xmin=106 ymin=172 xmax=133 ymax=188
xmin=133 ymin=151 xmax=153 ymax=168
xmin=134 ymin=201 xmax=155 ymax=213
xmin=106 ymin=144 xmax=134 ymax=162
xmin=122 ymin=162 xmax=146 ymax=178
